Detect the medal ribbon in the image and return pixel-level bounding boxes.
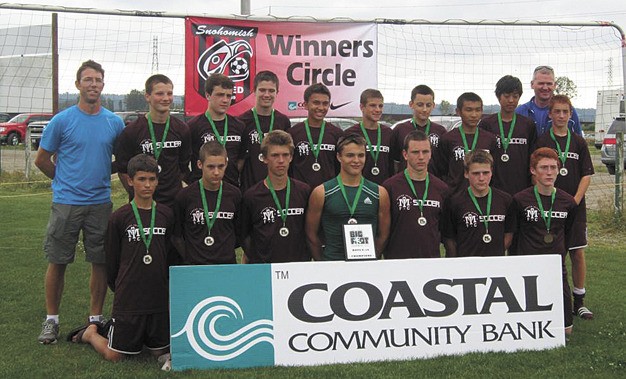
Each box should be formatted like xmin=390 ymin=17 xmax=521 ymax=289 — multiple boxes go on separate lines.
xmin=199 ymin=180 xmax=223 ymax=237
xmin=533 ymin=185 xmax=556 ymax=232
xmin=497 ymin=112 xmax=517 ymax=154
xmin=146 ymin=114 xmax=171 ymax=160
xmin=403 ymin=169 xmax=430 ymax=216
xmin=205 ymin=112 xmax=228 ymax=146
xmin=411 ymin=118 xmax=431 ymax=136
xmin=266 ymin=176 xmax=291 ymax=226
xmin=337 ymin=175 xmax=364 ymax=219
xmin=252 ymin=108 xmax=275 ymax=145
xmin=359 ymin=122 xmax=382 ymax=166
xmin=459 ymin=125 xmax=479 ymax=154
xmin=304 ymin=119 xmax=326 ymax=161
xmin=467 ymin=187 xmax=492 ymax=234
xmin=130 ymin=200 xmax=156 ymax=253
xmin=549 ymin=128 xmax=571 ymax=167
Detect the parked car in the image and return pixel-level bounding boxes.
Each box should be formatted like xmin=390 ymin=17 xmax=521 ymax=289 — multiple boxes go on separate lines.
xmin=0 ymin=113 xmax=53 ymax=146
xmin=391 ymin=116 xmax=462 ymax=132
xmin=600 ymin=116 xmax=626 ymax=175
xmin=115 ymin=111 xmax=145 ymax=126
xmin=28 ymin=120 xmax=49 ymax=150
xmin=289 ymin=117 xmax=358 ymax=131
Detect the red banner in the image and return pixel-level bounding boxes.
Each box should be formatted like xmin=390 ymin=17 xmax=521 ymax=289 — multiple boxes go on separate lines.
xmin=185 ymin=18 xmax=377 ymax=117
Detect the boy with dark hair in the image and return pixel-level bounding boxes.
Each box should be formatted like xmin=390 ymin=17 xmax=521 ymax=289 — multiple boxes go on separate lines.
xmin=241 ymin=130 xmax=312 ymax=263
xmin=511 ymin=147 xmax=579 ymax=338
xmin=390 ymin=84 xmax=447 ymax=172
xmin=442 ymin=150 xmax=514 ymax=257
xmin=238 ymin=70 xmax=292 ymax=192
xmin=174 ymin=141 xmax=241 ymax=265
xmin=115 ymin=74 xmax=191 ymax=208
xmin=345 ymin=89 xmax=394 ymax=183
xmin=432 ymin=92 xmax=498 ymax=194
xmin=383 ymin=130 xmax=449 ymax=258
xmin=534 ymin=94 xmax=594 ymax=320
xmin=480 ymin=75 xmax=536 ymax=195
xmin=69 ymin=154 xmax=173 ymax=363
xmin=188 ymin=73 xmax=246 ymax=186
xmin=288 ymin=83 xmax=344 ymax=188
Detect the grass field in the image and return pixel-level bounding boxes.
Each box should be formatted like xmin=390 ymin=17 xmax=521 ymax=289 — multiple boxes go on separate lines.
xmin=0 ymin=176 xmax=624 ymax=378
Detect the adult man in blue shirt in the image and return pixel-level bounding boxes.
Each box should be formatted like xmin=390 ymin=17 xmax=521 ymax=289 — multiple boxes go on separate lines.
xmin=516 ymin=65 xmax=582 ymax=137
xmin=35 ymin=60 xmax=124 ymax=344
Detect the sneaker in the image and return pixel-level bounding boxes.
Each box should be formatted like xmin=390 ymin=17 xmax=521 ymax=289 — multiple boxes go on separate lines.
xmin=38 ymin=319 xmax=59 ymax=344
xmin=573 ymin=294 xmax=594 ymax=320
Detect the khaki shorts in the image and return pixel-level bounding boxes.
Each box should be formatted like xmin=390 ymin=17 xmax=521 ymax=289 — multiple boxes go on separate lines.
xmin=43 ymin=202 xmax=112 ymax=264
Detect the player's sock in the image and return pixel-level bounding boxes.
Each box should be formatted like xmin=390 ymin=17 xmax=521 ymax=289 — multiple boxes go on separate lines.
xmin=88 ymin=314 xmax=104 ymax=323
xmin=46 ymin=315 xmax=59 ymax=323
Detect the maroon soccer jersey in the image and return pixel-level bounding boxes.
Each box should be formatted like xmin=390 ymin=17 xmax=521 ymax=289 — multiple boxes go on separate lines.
xmin=115 ymin=116 xmax=191 ymax=208
xmin=241 ymin=179 xmax=311 ymax=263
xmin=105 ymin=203 xmax=174 ymax=315
xmin=390 ymin=120 xmax=447 ymax=171
xmin=174 ymin=180 xmax=241 ymax=265
xmin=383 ymin=172 xmax=450 ymax=258
xmin=238 ymin=109 xmax=291 ymax=192
xmin=535 ymin=131 xmax=594 ymax=197
xmin=345 ymin=123 xmax=394 ymax=184
xmin=511 ymin=187 xmax=577 ymax=257
xmin=442 ymin=187 xmax=514 ymax=257
xmin=480 ymin=113 xmax=537 ymax=195
xmin=288 ymin=121 xmax=344 ymax=188
xmin=187 ymin=114 xmax=246 ymax=187
xmin=431 ymin=127 xmax=498 ymax=194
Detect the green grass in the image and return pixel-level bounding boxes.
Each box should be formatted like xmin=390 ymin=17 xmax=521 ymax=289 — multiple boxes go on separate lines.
xmin=0 ymin=178 xmax=625 ymax=378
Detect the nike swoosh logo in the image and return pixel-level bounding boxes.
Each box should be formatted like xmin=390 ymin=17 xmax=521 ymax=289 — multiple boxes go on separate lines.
xmin=329 ymin=101 xmax=351 ymax=110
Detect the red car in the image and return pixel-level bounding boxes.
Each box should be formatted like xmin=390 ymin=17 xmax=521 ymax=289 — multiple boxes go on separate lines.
xmin=0 ymin=113 xmax=53 ymax=146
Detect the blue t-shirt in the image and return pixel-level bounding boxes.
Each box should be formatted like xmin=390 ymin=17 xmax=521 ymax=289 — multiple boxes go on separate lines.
xmin=516 ymin=96 xmax=582 ymax=137
xmin=41 ymin=105 xmax=124 ymax=205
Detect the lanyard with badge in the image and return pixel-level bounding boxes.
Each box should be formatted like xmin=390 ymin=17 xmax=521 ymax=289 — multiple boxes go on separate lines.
xmin=130 ymin=200 xmax=156 ymax=265
xmin=252 ymin=108 xmax=275 ymax=162
xmin=199 ymin=180 xmax=223 ymax=246
xmin=411 ymin=118 xmax=431 ymax=136
xmin=549 ymin=128 xmax=571 ymax=176
xmin=146 ymin=114 xmax=170 ymax=172
xmin=459 ymin=125 xmax=479 ymax=154
xmin=266 ymin=176 xmax=291 ymax=237
xmin=337 ymin=176 xmax=376 ymax=260
xmin=533 ymin=186 xmax=556 ymax=244
xmin=359 ymin=122 xmax=382 ymax=176
xmin=497 ymin=112 xmax=516 ymax=162
xmin=467 ymin=187 xmax=493 ymax=244
xmin=304 ymin=119 xmax=326 ymax=172
xmin=206 ymin=112 xmax=228 ymax=146
xmin=404 ymin=169 xmax=430 ymax=226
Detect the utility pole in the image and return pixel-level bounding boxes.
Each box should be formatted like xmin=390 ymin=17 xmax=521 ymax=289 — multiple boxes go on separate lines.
xmin=152 ymin=36 xmax=159 ymax=74
xmin=241 ymin=0 xmax=250 ymax=15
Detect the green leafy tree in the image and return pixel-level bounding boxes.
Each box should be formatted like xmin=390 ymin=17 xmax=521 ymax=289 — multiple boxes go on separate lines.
xmin=440 ymin=100 xmax=452 ymax=115
xmin=125 ymin=89 xmax=147 ymax=111
xmin=555 ymin=76 xmax=577 ymax=99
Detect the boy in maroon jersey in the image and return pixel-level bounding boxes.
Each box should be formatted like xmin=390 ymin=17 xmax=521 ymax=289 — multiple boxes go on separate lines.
xmin=288 ymin=83 xmax=344 ymax=188
xmin=115 ymin=74 xmax=191 ymax=208
xmin=442 ymin=150 xmax=514 ymax=257
xmin=238 ymin=71 xmax=292 ymax=192
xmin=345 ymin=89 xmax=394 ymax=184
xmin=174 ymin=141 xmax=241 ymax=265
xmin=535 ymin=95 xmax=594 ymax=320
xmin=241 ymin=130 xmax=312 ymax=263
xmin=69 ymin=154 xmax=173 ymax=362
xmin=432 ymin=92 xmax=498 ymax=194
xmin=480 ymin=75 xmax=536 ymax=195
xmin=511 ymin=147 xmax=578 ymax=338
xmin=383 ymin=130 xmax=449 ymax=258
xmin=390 ymin=85 xmax=447 ymax=173
xmin=187 ymin=73 xmax=246 ymax=186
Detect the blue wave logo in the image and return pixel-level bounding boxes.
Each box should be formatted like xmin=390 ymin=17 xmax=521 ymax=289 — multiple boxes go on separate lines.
xmin=172 ymin=296 xmax=274 ymax=361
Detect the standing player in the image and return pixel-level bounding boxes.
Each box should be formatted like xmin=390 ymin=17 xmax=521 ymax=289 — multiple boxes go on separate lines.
xmin=115 ymin=74 xmax=191 ymax=208
xmin=345 ymin=89 xmax=394 ymax=184
xmin=187 ymin=73 xmax=246 ymax=186
xmin=383 ymin=130 xmax=449 ymax=259
xmin=511 ymin=147 xmax=579 ymax=338
xmin=442 ymin=150 xmax=514 ymax=257
xmin=240 ymin=131 xmax=311 ymax=263
xmin=35 ymin=60 xmax=124 ymax=344
xmin=174 ymin=141 xmax=241 ymax=265
xmin=288 ymin=83 xmax=344 ymax=188
xmin=516 ymin=65 xmax=583 ymax=136
xmin=480 ymin=75 xmax=536 ymax=195
xmin=306 ymin=134 xmax=391 ymax=261
xmin=535 ymin=95 xmax=594 ymax=320
xmin=432 ymin=92 xmax=497 ymax=194
xmin=390 ymin=85 xmax=447 ymax=172
xmin=68 ymin=154 xmax=173 ymax=362
xmin=238 ymin=71 xmax=292 ymax=192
